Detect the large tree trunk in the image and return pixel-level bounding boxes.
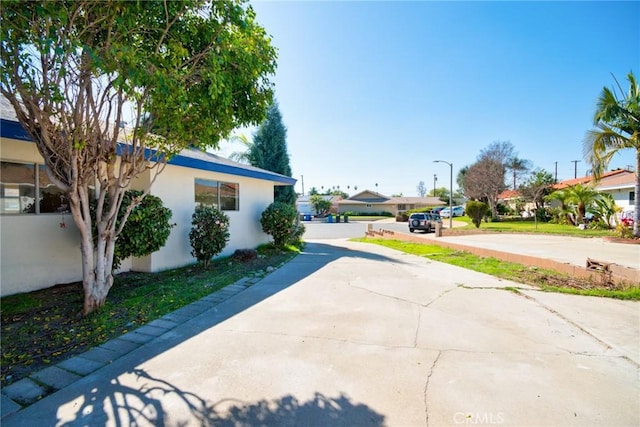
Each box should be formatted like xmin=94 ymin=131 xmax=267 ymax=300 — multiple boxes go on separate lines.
xmin=69 ymin=176 xmax=122 ymax=315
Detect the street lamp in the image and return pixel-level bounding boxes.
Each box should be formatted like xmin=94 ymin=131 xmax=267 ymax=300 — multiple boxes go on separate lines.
xmin=433 ymin=160 xmax=453 ymax=230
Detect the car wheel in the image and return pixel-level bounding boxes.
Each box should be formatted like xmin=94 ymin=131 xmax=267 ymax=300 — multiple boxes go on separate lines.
xmin=409 ymin=228 xmax=414 ymax=233
xmin=426 ymin=224 xmax=431 ymax=233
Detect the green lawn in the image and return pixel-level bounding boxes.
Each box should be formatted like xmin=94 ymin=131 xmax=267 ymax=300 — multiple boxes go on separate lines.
xmin=352 ymin=238 xmax=640 ymax=301
xmin=1 ymin=244 xmax=300 ymax=387
xmin=453 ymin=216 xmax=616 ymax=237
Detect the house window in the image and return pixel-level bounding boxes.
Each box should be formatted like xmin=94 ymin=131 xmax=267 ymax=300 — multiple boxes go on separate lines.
xmin=630 ymin=191 xmax=635 ymax=203
xmin=195 ymin=178 xmax=239 ymax=211
xmin=1 ymin=161 xmax=35 ymax=214
xmin=366 ymin=203 xmax=372 ymax=208
xmin=38 ymin=165 xmax=69 ymax=213
xmin=1 ymin=161 xmax=79 ymax=214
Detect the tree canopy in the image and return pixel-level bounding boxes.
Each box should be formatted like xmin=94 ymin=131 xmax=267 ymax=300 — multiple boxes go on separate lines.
xmin=0 ymin=0 xmax=277 ymax=314
xmin=249 ymin=102 xmax=296 ymax=205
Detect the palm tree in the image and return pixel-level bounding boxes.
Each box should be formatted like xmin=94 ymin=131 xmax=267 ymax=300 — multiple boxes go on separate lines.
xmin=584 ymin=71 xmax=639 ymax=236
xmin=545 ymin=189 xmax=574 ymax=225
xmin=591 ymin=193 xmax=621 ymax=228
xmin=226 ymin=133 xmax=253 ymax=164
xmin=566 ymin=184 xmax=599 ymax=225
xmin=506 ymin=156 xmax=532 ymax=190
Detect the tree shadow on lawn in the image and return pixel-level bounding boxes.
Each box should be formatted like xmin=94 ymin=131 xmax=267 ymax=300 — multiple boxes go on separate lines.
xmin=2 ymin=241 xmax=401 ymax=423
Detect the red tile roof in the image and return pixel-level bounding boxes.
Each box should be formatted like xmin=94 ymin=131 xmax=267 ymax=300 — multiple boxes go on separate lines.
xmin=553 ymin=169 xmax=628 ymax=189
xmin=498 ymin=189 xmax=520 ymax=200
xmin=595 ymin=170 xmax=636 ymax=190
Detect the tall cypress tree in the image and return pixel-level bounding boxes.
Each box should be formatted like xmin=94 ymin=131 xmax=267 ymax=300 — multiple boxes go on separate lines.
xmin=249 ymin=102 xmax=297 ymax=205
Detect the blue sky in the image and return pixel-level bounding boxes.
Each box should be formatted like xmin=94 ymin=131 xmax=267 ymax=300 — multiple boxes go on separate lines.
xmin=218 ymin=1 xmax=639 ymax=197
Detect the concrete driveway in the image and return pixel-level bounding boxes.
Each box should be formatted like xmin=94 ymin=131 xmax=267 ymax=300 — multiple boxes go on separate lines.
xmin=304 ymin=219 xmax=640 ymax=270
xmin=5 ymin=239 xmax=638 ymax=426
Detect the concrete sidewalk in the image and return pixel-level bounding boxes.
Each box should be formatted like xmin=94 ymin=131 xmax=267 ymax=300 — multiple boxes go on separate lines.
xmin=2 ymin=239 xmax=638 ymax=426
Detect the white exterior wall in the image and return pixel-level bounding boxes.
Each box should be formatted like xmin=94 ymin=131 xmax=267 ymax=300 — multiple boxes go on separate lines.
xmin=600 ymin=188 xmax=633 ymax=210
xmin=1 ymin=135 xmax=283 ymax=296
xmin=130 ymin=164 xmax=274 ymax=273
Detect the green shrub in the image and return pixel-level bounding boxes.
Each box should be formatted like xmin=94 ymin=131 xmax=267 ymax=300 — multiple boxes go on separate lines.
xmin=396 ymin=212 xmax=409 ymax=222
xmin=466 ymin=201 xmax=489 ymax=228
xmin=261 ymin=202 xmax=305 ymax=247
xmin=114 ymin=190 xmax=175 ymax=269
xmin=189 ymin=206 xmax=230 ymax=268
xmin=91 ymin=190 xmax=175 ymax=270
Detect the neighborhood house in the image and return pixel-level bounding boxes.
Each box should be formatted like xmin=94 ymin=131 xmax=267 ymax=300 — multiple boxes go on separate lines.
xmin=498 ymin=169 xmax=636 ymax=217
xmin=0 ymin=109 xmax=296 ymax=297
xmin=337 ymin=190 xmax=445 ymax=216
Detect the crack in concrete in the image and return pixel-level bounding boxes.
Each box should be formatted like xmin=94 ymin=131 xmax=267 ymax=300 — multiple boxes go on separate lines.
xmin=225 ymin=329 xmax=419 ymax=350
xmin=424 ymin=350 xmax=442 ymax=427
xmin=516 ymin=292 xmax=639 ymax=368
xmin=413 ymin=306 xmax=422 ymax=348
xmin=347 ymin=281 xmax=460 ymax=309
xmin=224 ymin=329 xmax=633 ymax=372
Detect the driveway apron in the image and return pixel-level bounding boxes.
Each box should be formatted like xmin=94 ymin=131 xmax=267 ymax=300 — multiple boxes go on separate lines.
xmin=3 ymin=239 xmax=639 ymax=426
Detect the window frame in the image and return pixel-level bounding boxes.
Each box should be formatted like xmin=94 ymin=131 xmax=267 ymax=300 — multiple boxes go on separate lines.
xmin=1 ymin=160 xmax=93 ymax=215
xmin=194 ymin=178 xmax=239 ymax=211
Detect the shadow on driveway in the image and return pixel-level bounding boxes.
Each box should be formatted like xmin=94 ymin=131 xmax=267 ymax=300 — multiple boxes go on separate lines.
xmin=56 ymin=367 xmax=385 ymax=426
xmin=4 ymin=242 xmax=396 ymax=426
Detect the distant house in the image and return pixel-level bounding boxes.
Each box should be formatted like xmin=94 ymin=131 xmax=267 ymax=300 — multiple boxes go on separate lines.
xmin=591 ymin=170 xmax=635 ymax=210
xmin=497 ymin=189 xmax=523 ymax=212
xmin=1 ymin=110 xmax=296 ymax=296
xmin=337 ymin=190 xmax=445 ymax=216
xmin=498 ymin=169 xmax=636 ymax=214
xmin=552 ymin=169 xmax=630 ymax=190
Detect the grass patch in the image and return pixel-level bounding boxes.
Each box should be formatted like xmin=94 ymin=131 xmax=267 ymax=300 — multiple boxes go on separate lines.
xmin=455 ymin=216 xmax=616 ymax=237
xmin=353 ymin=237 xmax=639 ymax=301
xmin=1 ymin=244 xmax=300 ymax=387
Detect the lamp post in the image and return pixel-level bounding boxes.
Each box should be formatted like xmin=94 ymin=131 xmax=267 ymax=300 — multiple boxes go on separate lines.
xmin=433 ymin=160 xmax=453 ymax=230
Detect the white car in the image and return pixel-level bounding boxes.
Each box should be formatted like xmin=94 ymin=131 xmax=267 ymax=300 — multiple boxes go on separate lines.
xmin=440 ymin=206 xmax=465 ymax=218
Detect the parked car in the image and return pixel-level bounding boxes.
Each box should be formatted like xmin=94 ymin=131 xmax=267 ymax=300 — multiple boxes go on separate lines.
xmin=408 ymin=213 xmax=439 ymax=233
xmin=431 ymin=206 xmax=446 ymax=215
xmin=440 ymin=206 xmax=465 ymax=218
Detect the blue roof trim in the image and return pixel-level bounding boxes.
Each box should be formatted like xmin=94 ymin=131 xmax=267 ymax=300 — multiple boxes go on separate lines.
xmin=1 ymin=118 xmax=296 ymax=186
xmin=0 ymin=118 xmax=32 ymax=141
xmin=169 ymin=155 xmax=297 ymax=185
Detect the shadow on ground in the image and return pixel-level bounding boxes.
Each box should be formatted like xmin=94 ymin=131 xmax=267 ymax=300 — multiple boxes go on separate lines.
xmin=3 ymin=242 xmax=398 ymax=424
xmin=55 ymin=368 xmax=385 ymax=426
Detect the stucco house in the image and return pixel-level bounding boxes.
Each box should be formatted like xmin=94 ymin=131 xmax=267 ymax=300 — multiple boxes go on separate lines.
xmin=498 ymin=169 xmax=636 ymax=215
xmin=0 ymin=112 xmax=296 ymax=297
xmin=337 ymin=190 xmax=445 ymax=216
xmin=591 ymin=170 xmax=636 ymax=211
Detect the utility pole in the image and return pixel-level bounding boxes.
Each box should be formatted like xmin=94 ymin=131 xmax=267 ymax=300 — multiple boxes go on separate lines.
xmin=301 ymin=175 xmax=304 ymax=196
xmin=433 ymin=174 xmax=437 ymax=196
xmin=554 ymin=161 xmax=558 ymax=182
xmin=571 ymin=160 xmax=580 ymax=179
